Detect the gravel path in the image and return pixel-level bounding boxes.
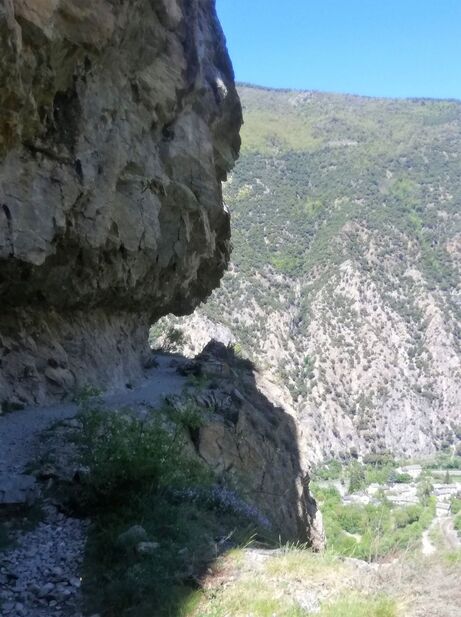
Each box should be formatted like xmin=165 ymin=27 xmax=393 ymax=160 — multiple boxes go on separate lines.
xmin=1 ymin=508 xmax=89 ymax=617
xmin=0 ymin=353 xmax=187 ymax=617
xmin=0 ymin=354 xmax=186 ymax=475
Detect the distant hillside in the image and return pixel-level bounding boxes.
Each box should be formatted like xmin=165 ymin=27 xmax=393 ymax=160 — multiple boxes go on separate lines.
xmin=156 ymin=85 xmax=461 ymax=461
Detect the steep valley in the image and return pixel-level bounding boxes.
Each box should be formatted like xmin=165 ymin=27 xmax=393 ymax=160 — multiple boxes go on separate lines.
xmin=154 ymin=84 xmax=461 ymax=461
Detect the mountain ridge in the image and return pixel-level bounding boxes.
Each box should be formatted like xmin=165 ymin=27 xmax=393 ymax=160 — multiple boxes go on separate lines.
xmin=154 ymin=84 xmax=461 ymax=462
xmin=236 ymin=81 xmax=461 ymax=104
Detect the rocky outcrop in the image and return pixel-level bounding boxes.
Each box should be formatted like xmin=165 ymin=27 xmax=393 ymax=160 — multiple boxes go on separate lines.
xmin=176 ymin=341 xmax=324 ymax=546
xmin=0 ymin=0 xmax=242 ymax=405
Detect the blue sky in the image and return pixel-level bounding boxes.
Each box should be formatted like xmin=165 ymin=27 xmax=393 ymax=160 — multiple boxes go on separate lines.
xmin=216 ymin=0 xmax=461 ymax=99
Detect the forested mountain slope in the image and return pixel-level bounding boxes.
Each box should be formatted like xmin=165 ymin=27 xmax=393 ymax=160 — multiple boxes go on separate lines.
xmin=156 ymin=85 xmax=461 ymax=461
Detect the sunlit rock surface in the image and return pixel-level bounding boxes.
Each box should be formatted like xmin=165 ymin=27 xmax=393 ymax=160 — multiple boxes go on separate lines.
xmin=0 ymin=0 xmax=242 ymax=404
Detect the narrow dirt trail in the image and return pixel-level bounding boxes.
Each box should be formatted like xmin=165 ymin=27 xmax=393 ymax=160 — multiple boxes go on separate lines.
xmin=0 ymin=354 xmax=186 ymax=475
xmin=439 ymin=515 xmax=461 ymax=551
xmin=421 ymin=522 xmax=436 ymax=556
xmin=0 ymin=354 xmax=187 ymax=617
xmin=421 ymin=511 xmax=461 ymax=556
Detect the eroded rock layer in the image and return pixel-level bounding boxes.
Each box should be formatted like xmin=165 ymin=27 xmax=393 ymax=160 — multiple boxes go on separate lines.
xmin=0 ymin=0 xmax=242 ymax=404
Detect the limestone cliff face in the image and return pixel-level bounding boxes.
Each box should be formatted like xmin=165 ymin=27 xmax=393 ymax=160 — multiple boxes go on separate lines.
xmin=0 ymin=0 xmax=242 ymax=404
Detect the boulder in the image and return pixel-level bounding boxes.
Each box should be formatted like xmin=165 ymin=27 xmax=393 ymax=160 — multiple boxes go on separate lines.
xmin=116 ymin=525 xmax=148 ymax=550
xmin=0 ymin=472 xmax=39 ymax=510
xmin=178 ymin=341 xmax=325 ymax=547
xmin=136 ymin=541 xmax=160 ymax=556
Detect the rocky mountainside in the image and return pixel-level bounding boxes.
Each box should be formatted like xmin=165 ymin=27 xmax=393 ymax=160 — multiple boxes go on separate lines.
xmin=166 ymin=341 xmax=323 ymax=545
xmin=158 ymin=85 xmax=461 ymax=461
xmin=0 ymin=0 xmax=241 ymax=405
xmin=0 ymin=343 xmax=322 ymax=616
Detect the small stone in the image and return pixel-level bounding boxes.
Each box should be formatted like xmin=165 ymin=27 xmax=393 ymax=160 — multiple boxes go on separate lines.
xmin=65 ymin=418 xmax=83 ymax=429
xmin=116 ymin=525 xmax=148 ymax=550
xmin=44 ymin=366 xmax=75 ymax=391
xmin=28 ymin=582 xmax=41 ymax=595
xmin=69 ymin=576 xmax=81 ymax=588
xmin=51 ymin=565 xmax=64 ymax=579
xmin=143 ymin=354 xmax=159 ymax=369
xmin=15 ymin=603 xmax=26 ymax=617
xmin=38 ymin=582 xmax=55 ymax=597
xmin=53 ymin=587 xmax=72 ymax=602
xmin=37 ymin=463 xmax=58 ymax=480
xmin=73 ymin=466 xmax=91 ymax=484
xmin=136 ymin=541 xmax=160 ymax=556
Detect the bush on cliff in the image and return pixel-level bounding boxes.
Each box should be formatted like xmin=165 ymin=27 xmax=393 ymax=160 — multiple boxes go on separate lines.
xmin=78 ymin=407 xmax=271 ymax=617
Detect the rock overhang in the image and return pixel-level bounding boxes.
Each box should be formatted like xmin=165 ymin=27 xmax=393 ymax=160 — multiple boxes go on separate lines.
xmin=0 ymin=0 xmax=242 ymax=404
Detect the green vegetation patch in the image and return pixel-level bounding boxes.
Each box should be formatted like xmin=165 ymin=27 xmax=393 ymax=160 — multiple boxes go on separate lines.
xmin=264 ymin=547 xmax=343 ymax=579
xmin=193 ymin=546 xmax=398 ymax=617
xmin=77 ymin=408 xmax=269 ymax=617
xmin=454 ymin=515 xmax=461 ymax=534
xmin=197 ymin=576 xmax=308 ymax=617
xmin=312 ymin=458 xmax=408 ymax=494
xmin=451 ymin=497 xmax=461 ymax=515
xmin=312 ymin=484 xmax=435 ymax=561
xmin=452 ymin=495 xmax=461 ymax=536
xmin=423 ymin=454 xmax=461 ymax=470
xmin=318 ymin=594 xmax=397 ymax=617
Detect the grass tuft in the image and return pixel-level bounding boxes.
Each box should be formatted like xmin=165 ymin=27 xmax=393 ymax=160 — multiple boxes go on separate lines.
xmin=318 ymin=593 xmax=397 ymax=617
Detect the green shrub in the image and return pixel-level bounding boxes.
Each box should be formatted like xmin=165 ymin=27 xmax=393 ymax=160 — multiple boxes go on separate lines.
xmin=336 ymin=506 xmax=365 ymax=534
xmin=454 ymin=514 xmax=461 ymax=533
xmin=417 ymin=476 xmax=434 ymax=505
xmin=390 ymin=472 xmax=413 ymax=484
xmin=362 ymin=453 xmax=396 ymax=466
xmin=394 ymin=505 xmax=423 ymax=528
xmin=79 ymin=409 xmax=210 ymax=506
xmin=349 ymin=463 xmax=366 ymax=493
xmin=424 ymin=454 xmax=461 ymax=470
xmin=78 ymin=408 xmax=271 ymax=617
xmin=364 ymin=464 xmax=396 ymax=486
xmin=451 ymin=497 xmax=461 ymax=515
xmin=311 ymin=485 xmax=342 ymax=507
xmin=72 ymin=384 xmax=102 ymax=405
xmin=149 ymin=323 xmax=187 ymax=352
xmin=313 ymin=460 xmax=343 ymax=480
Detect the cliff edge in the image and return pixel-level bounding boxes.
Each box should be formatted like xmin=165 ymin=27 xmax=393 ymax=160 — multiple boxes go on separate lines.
xmin=0 ymin=0 xmax=242 ymax=404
